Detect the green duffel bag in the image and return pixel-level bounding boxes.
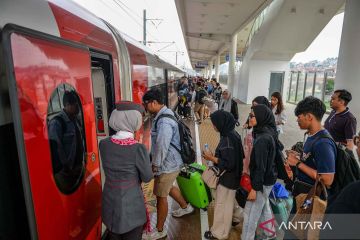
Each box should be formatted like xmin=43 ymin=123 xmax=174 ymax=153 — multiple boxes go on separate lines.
xmin=269 ymin=191 xmax=293 ymax=225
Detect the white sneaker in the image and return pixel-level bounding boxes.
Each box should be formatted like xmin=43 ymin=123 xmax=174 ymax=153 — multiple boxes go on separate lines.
xmin=142 ymin=228 xmax=167 ymax=240
xmin=172 ymin=204 xmax=194 ymax=217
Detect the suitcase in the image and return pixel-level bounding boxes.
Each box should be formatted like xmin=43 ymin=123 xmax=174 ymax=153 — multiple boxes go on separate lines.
xmin=269 ymin=191 xmax=293 ymax=225
xmin=177 ymin=163 xmax=212 ymax=209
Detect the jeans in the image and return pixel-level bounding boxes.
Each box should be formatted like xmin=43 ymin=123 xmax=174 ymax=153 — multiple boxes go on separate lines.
xmin=241 ymin=185 xmax=275 ymax=240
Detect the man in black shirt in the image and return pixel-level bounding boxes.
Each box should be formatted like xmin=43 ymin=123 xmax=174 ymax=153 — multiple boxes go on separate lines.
xmin=324 ymin=89 xmax=357 ymax=150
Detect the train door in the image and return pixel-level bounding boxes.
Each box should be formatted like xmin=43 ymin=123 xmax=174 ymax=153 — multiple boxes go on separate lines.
xmin=2 ymin=25 xmax=102 ymax=240
xmin=90 ymin=51 xmax=115 ymax=143
xmin=0 ymin=29 xmax=30 ymax=240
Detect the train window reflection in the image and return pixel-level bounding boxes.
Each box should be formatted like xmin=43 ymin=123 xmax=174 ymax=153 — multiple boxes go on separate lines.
xmin=47 ymin=84 xmax=86 ymax=194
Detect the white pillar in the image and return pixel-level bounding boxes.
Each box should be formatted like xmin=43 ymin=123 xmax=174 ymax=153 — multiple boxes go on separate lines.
xmin=215 ymin=55 xmax=220 ymax=81
xmin=208 ymin=60 xmax=213 ymax=79
xmin=228 ymin=34 xmax=237 ymax=89
xmin=335 ymin=0 xmax=360 ymax=118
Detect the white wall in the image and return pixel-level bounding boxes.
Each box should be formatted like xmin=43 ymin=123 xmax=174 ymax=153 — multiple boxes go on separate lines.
xmin=247 ymin=60 xmax=289 ymax=103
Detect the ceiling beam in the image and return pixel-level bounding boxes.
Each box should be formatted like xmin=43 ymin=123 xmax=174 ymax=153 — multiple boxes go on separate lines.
xmin=189 ymin=49 xmax=217 ymax=56
xmin=186 ymin=32 xmax=231 ymax=43
xmin=191 ymin=57 xmax=210 ymax=62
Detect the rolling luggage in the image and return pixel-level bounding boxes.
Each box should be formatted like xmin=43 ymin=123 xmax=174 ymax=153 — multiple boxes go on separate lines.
xmin=176 ymin=163 xmax=212 ymax=209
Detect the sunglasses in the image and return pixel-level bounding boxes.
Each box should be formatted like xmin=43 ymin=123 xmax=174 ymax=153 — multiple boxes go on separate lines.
xmin=249 ymin=113 xmax=255 ymax=119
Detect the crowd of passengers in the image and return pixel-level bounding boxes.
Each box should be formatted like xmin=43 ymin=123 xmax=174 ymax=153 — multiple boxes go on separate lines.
xmin=49 ymin=78 xmax=360 ymax=240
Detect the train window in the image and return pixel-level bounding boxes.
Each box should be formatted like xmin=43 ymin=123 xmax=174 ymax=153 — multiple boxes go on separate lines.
xmin=47 ymin=84 xmax=86 ymax=194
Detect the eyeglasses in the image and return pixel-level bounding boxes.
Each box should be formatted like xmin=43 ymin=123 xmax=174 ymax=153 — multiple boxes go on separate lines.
xmin=142 ymin=100 xmax=151 ymax=107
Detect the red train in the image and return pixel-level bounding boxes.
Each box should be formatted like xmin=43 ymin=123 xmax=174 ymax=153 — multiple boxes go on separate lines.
xmin=0 ymin=0 xmax=183 ymax=239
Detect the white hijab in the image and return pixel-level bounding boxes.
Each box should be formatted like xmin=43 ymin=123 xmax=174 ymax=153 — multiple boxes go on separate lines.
xmin=109 ymin=109 xmax=142 ymax=139
xmin=219 ymin=90 xmax=232 ymax=112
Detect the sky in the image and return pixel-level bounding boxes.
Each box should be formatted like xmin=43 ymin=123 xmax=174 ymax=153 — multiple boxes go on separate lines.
xmin=291 ymin=13 xmax=344 ymax=63
xmin=72 ymin=0 xmax=344 ymax=68
xmin=72 ymin=0 xmax=192 ymax=69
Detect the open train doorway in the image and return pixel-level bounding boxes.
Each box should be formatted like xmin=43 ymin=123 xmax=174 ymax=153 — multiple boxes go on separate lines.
xmin=90 ymin=51 xmax=115 ymax=144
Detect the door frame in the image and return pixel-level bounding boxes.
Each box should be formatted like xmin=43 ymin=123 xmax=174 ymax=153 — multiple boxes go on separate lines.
xmin=269 ymin=71 xmax=285 ymax=99
xmin=2 ymin=24 xmax=91 ymax=240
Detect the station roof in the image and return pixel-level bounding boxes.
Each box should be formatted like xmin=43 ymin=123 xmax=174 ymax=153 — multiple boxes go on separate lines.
xmin=175 ymin=0 xmax=272 ymax=68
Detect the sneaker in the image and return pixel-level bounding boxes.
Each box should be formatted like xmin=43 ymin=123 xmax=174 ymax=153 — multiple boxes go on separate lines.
xmin=172 ymin=204 xmax=194 ymax=217
xmin=142 ymin=228 xmax=167 ymax=240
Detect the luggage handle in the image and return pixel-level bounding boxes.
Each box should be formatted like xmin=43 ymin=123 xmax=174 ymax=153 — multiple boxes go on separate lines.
xmin=187 ymin=164 xmax=205 ymax=174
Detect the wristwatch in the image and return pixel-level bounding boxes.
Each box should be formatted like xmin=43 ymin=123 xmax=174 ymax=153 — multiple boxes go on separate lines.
xmin=296 ymin=161 xmax=302 ymax=168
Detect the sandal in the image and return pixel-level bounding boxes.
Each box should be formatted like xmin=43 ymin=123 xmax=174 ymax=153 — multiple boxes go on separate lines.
xmin=204 ymin=231 xmax=218 ymax=239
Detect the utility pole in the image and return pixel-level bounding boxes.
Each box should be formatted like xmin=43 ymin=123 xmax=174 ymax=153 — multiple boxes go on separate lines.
xmin=143 ymin=9 xmax=146 ymax=46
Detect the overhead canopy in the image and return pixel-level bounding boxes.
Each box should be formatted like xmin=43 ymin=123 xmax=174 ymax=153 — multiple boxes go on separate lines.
xmin=175 ymin=0 xmax=272 ymax=68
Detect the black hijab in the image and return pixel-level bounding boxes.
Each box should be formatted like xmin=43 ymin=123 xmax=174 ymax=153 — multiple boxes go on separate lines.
xmin=211 ymin=110 xmax=245 ymax=170
xmin=210 ymin=110 xmax=236 ymax=137
xmin=252 ymin=104 xmax=277 ymax=139
xmin=253 ymin=96 xmax=271 ymax=109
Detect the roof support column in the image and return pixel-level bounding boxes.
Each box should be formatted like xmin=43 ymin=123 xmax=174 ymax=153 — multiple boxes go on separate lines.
xmin=227 ymin=34 xmax=237 ymax=90
xmin=336 ymin=0 xmax=360 ymax=118
xmin=208 ymin=60 xmax=213 ymax=79
xmin=204 ymin=66 xmax=208 ymax=78
xmin=215 ymin=55 xmax=220 ymax=81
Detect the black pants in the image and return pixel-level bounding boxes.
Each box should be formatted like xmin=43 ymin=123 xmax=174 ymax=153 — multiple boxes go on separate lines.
xmin=107 ymin=226 xmax=143 ymax=240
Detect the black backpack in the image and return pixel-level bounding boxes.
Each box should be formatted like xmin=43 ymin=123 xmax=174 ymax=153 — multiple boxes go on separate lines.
xmin=195 ymin=89 xmax=207 ymax=104
xmin=155 ymin=112 xmax=196 ymax=164
xmin=313 ymin=134 xmax=360 ymax=194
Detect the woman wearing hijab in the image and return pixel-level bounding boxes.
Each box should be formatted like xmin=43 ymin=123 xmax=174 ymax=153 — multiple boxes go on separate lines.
xmin=241 ymin=104 xmax=278 ymax=240
xmin=99 ymin=102 xmax=153 ymax=240
xmin=252 ymin=96 xmax=271 ymax=108
xmin=243 ymin=96 xmax=271 ymax=129
xmin=202 ymin=110 xmax=244 ymax=240
xmin=219 ymin=89 xmax=239 ymax=121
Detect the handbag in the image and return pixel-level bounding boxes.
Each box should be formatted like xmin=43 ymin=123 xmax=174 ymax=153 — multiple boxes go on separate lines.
xmin=236 ymin=173 xmax=252 ymax=208
xmin=235 ymin=187 xmax=249 ymax=208
xmin=240 ymin=173 xmax=252 ymax=192
xmin=289 ymin=177 xmax=328 ymax=240
xmin=201 ymin=166 xmax=225 ymax=189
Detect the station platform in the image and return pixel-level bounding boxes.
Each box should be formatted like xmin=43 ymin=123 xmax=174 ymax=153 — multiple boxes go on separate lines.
xmin=141 ymin=103 xmax=306 ymax=240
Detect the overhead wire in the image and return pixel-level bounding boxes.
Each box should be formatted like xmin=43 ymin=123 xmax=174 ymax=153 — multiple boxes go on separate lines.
xmin=114 ymin=0 xmax=160 ymax=36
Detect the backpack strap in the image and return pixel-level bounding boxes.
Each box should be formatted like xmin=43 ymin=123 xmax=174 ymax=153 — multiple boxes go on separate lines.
xmin=154 ymin=113 xmax=181 ymax=153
